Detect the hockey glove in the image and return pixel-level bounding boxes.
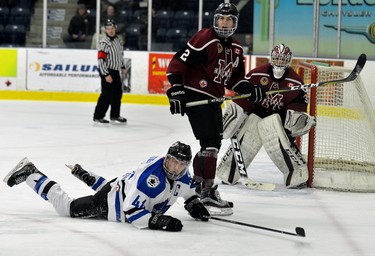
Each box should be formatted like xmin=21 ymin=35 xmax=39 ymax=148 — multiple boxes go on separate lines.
xmin=166 ymin=85 xmax=186 ymax=116
xmin=148 ymin=214 xmax=183 ymax=232
xmin=184 ymin=195 xmax=210 ymax=221
xmin=233 ymin=82 xmax=266 ymax=103
xmin=247 ymin=86 xmax=267 ymax=102
xmin=284 ymin=109 xmax=316 ymax=137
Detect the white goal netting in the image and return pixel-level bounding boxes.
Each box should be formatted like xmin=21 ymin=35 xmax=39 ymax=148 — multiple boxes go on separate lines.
xmin=298 ymin=63 xmax=375 ymax=192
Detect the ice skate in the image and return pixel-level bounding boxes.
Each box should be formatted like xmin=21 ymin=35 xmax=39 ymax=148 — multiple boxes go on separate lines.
xmin=201 ymin=185 xmax=233 ymax=216
xmin=3 ymin=157 xmax=44 ymax=187
xmin=110 ymin=116 xmax=127 ymax=124
xmin=66 ymin=164 xmax=96 ymax=187
xmin=93 ymin=118 xmax=110 ymax=126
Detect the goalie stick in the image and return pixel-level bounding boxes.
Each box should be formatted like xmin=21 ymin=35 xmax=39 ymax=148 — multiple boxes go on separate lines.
xmin=209 ymin=216 xmax=306 ymax=237
xmin=230 ymin=134 xmax=276 ymax=191
xmin=185 ymin=53 xmax=366 ymax=106
xmin=268 ymin=53 xmax=367 ymax=94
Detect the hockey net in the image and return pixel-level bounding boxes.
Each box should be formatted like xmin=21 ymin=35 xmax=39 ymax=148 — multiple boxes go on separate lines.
xmin=297 ymin=62 xmax=375 ymax=192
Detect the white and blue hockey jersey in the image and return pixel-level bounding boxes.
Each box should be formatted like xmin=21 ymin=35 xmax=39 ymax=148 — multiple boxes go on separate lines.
xmin=107 ymin=156 xmax=196 ymax=228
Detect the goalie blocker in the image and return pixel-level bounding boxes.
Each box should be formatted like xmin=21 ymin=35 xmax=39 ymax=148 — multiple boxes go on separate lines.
xmin=218 ymin=103 xmax=312 ymax=188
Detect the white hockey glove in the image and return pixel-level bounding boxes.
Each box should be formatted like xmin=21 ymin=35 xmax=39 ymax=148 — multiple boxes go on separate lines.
xmin=284 ymin=109 xmax=316 ymax=137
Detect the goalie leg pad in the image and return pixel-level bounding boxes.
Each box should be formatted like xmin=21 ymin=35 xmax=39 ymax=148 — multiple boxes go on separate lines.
xmin=222 ymin=101 xmax=248 ymax=139
xmin=258 ymin=114 xmax=308 ymax=188
xmin=217 ymin=114 xmax=263 ymax=184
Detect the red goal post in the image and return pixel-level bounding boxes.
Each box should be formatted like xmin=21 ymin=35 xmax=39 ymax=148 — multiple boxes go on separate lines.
xmin=296 ymin=61 xmax=375 ymax=192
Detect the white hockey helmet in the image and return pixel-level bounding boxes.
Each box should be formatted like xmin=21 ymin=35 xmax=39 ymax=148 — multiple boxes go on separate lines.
xmin=270 ymin=44 xmax=293 ymax=79
xmin=163 ymin=141 xmax=192 ymax=180
xmin=213 ymin=3 xmax=239 ymax=38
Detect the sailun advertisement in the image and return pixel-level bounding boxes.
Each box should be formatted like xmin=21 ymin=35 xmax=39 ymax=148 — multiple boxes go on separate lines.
xmin=27 ymin=49 xmax=101 ymax=92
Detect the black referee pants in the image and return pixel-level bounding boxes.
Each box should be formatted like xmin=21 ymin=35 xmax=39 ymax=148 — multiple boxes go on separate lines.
xmin=93 ymin=69 xmax=123 ymax=120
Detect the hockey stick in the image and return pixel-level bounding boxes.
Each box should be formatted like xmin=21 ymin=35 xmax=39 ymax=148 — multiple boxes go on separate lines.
xmin=185 ymin=53 xmax=366 ymax=106
xmin=210 ymin=216 xmax=306 ymax=237
xmin=230 ymin=134 xmax=276 ymax=191
xmin=186 ymin=93 xmax=252 ymax=107
xmin=268 ymin=53 xmax=367 ymax=94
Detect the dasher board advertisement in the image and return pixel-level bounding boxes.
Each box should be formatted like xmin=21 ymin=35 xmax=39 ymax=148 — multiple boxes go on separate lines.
xmin=27 ymin=48 xmax=100 ymax=92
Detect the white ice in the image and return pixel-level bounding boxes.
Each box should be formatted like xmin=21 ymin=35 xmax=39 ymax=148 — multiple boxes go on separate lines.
xmin=1 ymin=100 xmax=374 ymax=256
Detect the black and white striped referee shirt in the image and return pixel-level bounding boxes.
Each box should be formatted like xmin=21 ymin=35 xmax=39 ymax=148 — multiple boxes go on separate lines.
xmin=97 ymin=35 xmax=125 ymax=76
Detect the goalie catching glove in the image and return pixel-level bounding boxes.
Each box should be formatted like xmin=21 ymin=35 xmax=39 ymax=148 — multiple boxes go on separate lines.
xmin=167 ymin=85 xmax=186 ymax=116
xmin=284 ymin=109 xmax=316 ymax=137
xmin=184 ymin=195 xmax=210 ymax=221
xmin=148 ymin=214 xmax=183 ymax=232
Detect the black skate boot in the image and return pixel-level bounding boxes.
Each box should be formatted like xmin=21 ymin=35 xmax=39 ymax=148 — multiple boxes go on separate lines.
xmin=66 ymin=164 xmax=96 ymax=187
xmin=4 ymin=157 xmax=45 ymax=187
xmin=201 ymin=185 xmax=234 ymax=216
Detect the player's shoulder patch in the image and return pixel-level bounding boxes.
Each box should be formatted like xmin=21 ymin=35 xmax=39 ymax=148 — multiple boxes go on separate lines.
xmin=146 ymin=174 xmax=160 ymax=188
xmin=137 ymin=158 xmax=166 ymax=198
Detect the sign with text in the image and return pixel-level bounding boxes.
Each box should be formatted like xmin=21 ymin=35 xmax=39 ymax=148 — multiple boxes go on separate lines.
xmin=148 ymin=53 xmax=173 ymax=94
xmin=27 ymin=49 xmax=100 ymax=92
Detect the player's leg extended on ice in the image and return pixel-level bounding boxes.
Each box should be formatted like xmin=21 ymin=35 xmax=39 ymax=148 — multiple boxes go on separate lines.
xmin=257 ymin=114 xmax=308 ymax=188
xmin=4 ymin=158 xmax=73 ymax=216
xmin=4 ymin=158 xmax=111 ymax=219
xmin=66 ymin=164 xmax=108 ymax=191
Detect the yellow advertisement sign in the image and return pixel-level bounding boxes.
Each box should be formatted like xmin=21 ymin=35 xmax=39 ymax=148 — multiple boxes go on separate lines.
xmin=0 ymin=49 xmax=17 ymax=77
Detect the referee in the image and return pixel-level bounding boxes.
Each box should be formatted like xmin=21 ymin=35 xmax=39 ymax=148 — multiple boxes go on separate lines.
xmin=93 ymin=19 xmax=127 ymax=124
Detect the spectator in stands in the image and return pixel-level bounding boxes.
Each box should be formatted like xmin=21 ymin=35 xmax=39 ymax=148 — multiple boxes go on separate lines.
xmin=244 ymin=34 xmax=253 ymax=55
xmin=64 ymin=4 xmax=93 ymax=49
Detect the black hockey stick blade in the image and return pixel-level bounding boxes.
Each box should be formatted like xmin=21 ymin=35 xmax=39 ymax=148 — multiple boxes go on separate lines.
xmin=268 ymin=53 xmax=367 ymax=94
xmin=295 ymin=227 xmax=306 ymax=237
xmin=210 ymin=216 xmax=306 ymax=237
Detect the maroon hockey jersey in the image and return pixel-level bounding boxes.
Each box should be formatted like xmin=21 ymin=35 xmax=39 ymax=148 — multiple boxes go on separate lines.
xmin=235 ymin=63 xmax=308 ymax=121
xmin=167 ymin=28 xmax=247 ymax=99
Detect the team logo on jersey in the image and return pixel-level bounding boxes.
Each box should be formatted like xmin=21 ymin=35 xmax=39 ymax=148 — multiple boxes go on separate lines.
xmin=260 ymin=77 xmax=269 ymax=86
xmin=199 ymin=79 xmax=208 ymax=88
xmin=217 ymin=43 xmax=223 ymax=53
xmin=147 ymin=175 xmax=160 ymax=188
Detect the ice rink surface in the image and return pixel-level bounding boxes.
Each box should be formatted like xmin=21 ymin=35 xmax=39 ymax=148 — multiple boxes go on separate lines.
xmin=1 ymin=100 xmax=374 ymax=256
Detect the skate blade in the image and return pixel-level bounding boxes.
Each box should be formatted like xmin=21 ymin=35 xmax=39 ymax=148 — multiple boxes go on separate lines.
xmin=3 ymin=157 xmax=30 ymax=183
xmin=205 ymin=206 xmax=233 ymax=216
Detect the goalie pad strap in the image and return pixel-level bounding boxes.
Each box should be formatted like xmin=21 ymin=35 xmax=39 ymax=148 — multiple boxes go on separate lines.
xmin=217 ymin=114 xmax=262 ymax=184
xmin=258 ymin=114 xmax=308 ymax=187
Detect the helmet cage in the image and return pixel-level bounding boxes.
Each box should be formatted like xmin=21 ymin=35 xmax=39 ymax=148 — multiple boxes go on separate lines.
xmin=213 ymin=14 xmax=238 ymax=38
xmin=163 ymin=154 xmax=191 ymax=180
xmin=270 ymin=44 xmax=292 ymax=79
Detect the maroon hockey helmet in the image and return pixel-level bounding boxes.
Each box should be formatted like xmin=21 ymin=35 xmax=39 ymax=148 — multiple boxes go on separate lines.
xmin=270 ymin=44 xmax=293 ymax=79
xmin=213 ymin=3 xmax=239 ymax=38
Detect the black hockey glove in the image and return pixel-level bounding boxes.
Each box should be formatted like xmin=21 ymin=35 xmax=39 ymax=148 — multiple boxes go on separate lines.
xmin=148 ymin=214 xmax=183 ymax=232
xmin=184 ymin=195 xmax=210 ymax=221
xmin=166 ymin=85 xmax=186 ymax=116
xmin=248 ymin=86 xmax=267 ymax=102
xmin=233 ymin=82 xmax=267 ymax=103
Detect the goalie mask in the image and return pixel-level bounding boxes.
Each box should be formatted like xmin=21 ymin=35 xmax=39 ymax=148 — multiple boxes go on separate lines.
xmin=163 ymin=141 xmax=192 ymax=180
xmin=213 ymin=3 xmax=239 ymax=38
xmin=270 ymin=44 xmax=292 ymax=79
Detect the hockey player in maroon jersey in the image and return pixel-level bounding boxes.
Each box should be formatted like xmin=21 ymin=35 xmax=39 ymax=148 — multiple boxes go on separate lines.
xmin=217 ymin=44 xmax=316 ymax=189
xmin=166 ymin=3 xmax=266 ymax=215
